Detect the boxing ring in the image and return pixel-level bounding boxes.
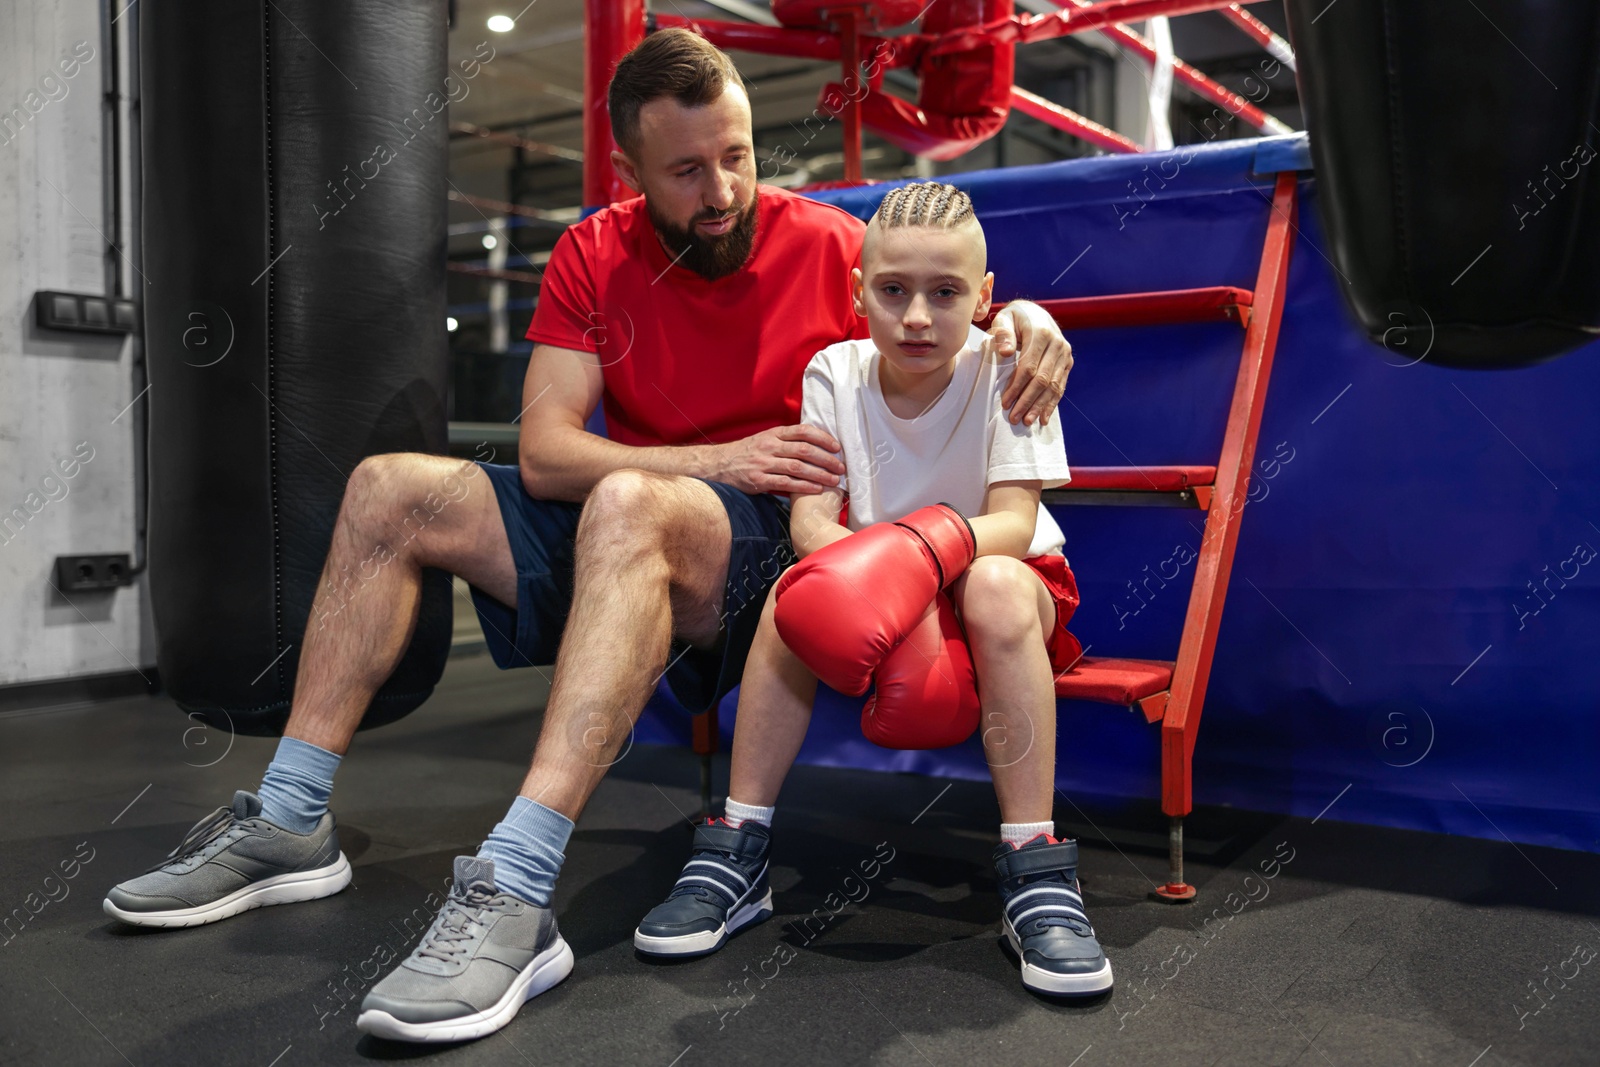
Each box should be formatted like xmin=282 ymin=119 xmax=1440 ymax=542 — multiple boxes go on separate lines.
xmin=633 ymin=131 xmax=1600 ymax=864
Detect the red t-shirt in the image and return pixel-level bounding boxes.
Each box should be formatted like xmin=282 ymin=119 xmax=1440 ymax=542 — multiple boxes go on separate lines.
xmin=526 ymin=185 xmax=868 ymax=448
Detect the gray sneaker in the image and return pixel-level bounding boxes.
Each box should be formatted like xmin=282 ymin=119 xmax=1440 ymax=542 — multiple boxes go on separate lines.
xmin=103 ymin=790 xmax=351 ymax=928
xmin=357 ymin=857 xmax=573 ymax=1043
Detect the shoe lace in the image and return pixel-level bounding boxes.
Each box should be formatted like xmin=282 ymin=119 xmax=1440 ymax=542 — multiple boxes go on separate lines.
xmin=414 ymin=881 xmax=507 ymax=963
xmin=147 ymin=805 xmax=243 ymax=873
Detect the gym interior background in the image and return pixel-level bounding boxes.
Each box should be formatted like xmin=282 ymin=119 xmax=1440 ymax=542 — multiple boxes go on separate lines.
xmin=3 ymin=1 xmax=1598 ymax=1064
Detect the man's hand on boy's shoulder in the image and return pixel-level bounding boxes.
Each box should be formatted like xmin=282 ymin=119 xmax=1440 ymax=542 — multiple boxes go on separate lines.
xmin=710 ymin=424 xmax=846 ymax=497
xmin=984 ymin=300 xmax=1072 ymax=428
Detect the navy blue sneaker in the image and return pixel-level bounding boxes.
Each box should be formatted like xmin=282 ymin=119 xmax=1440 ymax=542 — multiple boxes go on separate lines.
xmin=994 ymin=835 xmax=1114 ymax=995
xmin=634 ymin=818 xmax=773 ymax=957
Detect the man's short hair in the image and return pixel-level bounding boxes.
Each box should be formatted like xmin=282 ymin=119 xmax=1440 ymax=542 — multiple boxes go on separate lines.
xmin=608 ymin=28 xmax=744 ymax=157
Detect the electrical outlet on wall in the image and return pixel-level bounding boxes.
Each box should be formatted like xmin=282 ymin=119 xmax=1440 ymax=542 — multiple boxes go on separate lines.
xmin=53 ymin=554 xmax=134 ymax=592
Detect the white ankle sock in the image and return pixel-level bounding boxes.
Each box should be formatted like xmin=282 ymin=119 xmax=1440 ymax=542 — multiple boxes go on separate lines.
xmin=1001 ymin=821 xmax=1055 ymax=848
xmin=724 ymin=798 xmax=775 ymax=828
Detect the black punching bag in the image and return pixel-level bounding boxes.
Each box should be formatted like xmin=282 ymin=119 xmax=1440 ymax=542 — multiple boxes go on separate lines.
xmin=1285 ymin=1 xmax=1600 ymax=368
xmin=142 ymin=1 xmax=453 ymax=735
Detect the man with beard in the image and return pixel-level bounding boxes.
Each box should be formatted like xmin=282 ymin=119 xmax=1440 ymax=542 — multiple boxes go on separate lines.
xmin=102 ymin=27 xmax=1073 ymax=1043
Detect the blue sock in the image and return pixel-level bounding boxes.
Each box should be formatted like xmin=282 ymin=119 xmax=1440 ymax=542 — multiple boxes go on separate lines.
xmin=476 ymin=797 xmax=573 ymax=908
xmin=257 ymin=737 xmax=342 ymax=834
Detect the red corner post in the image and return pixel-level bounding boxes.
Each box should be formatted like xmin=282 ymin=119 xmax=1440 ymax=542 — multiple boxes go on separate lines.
xmin=838 ymin=9 xmax=863 ymax=184
xmin=584 ymin=0 xmax=646 ymax=210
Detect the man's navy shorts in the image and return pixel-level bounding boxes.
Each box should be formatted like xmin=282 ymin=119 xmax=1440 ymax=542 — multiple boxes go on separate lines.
xmin=469 ymin=463 xmax=796 ymax=715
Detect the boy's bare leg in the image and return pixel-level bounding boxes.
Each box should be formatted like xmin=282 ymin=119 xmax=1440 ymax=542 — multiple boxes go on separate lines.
xmin=726 ymin=585 xmax=821 ymax=808
xmin=286 ymin=454 xmax=518 ymax=755
xmin=634 ymin=578 xmax=798 ymax=960
xmin=951 ymin=557 xmax=1060 ymax=824
xmin=957 ymin=559 xmax=1114 ymax=996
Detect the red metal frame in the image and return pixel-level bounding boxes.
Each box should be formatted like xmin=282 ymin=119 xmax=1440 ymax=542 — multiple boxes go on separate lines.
xmin=1221 ymin=4 xmax=1296 ymax=69
xmin=1015 ymin=285 xmax=1254 ymax=329
xmin=690 ymin=703 xmax=720 ymax=821
xmin=650 ymin=14 xmax=844 ymax=61
xmin=583 ymin=0 xmax=646 ymax=208
xmin=629 ymin=0 xmax=1292 ymax=198
xmin=1010 ymin=87 xmax=1142 ymax=154
xmin=1161 ymin=172 xmax=1296 ymax=820
xmin=918 ymin=0 xmax=1249 ymax=54
xmin=1067 ymin=465 xmax=1217 ymax=491
xmin=838 ymin=9 xmax=864 ymax=183
xmin=1032 ymin=174 xmax=1298 ymax=902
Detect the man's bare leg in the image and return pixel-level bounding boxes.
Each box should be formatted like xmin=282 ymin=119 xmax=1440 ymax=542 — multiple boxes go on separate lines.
xmin=103 ymin=453 xmax=518 ymax=929
xmin=286 ymin=453 xmax=518 ymax=755
xmin=519 ymin=468 xmax=736 ymax=821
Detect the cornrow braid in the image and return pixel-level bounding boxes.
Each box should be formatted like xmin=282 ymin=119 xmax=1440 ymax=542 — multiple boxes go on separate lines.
xmin=872 ymin=180 xmax=975 ymax=230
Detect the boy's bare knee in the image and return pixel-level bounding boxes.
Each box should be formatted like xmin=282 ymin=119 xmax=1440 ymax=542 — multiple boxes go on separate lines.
xmin=960 ymin=557 xmax=1043 ymax=644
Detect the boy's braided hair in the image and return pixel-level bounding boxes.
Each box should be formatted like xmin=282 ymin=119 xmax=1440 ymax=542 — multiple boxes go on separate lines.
xmin=872 ymin=181 xmax=975 ymax=230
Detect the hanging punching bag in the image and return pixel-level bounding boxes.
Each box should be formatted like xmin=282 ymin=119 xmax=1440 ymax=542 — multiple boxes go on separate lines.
xmin=1285 ymin=0 xmax=1600 ymax=368
xmin=142 ymin=0 xmax=453 ymax=735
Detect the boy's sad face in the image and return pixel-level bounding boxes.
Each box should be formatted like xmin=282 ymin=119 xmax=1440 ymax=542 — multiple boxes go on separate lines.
xmin=853 ymin=219 xmax=995 ymax=382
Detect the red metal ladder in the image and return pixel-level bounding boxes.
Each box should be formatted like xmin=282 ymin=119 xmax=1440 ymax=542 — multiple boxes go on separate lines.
xmin=1031 ymin=171 xmax=1298 ymax=901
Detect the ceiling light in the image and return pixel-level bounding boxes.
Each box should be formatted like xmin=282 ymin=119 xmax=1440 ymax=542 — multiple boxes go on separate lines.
xmin=487 ymin=14 xmax=515 ymax=32
xmin=447 ymin=316 xmax=459 ymax=332
xmin=482 ymin=234 xmax=498 ymax=250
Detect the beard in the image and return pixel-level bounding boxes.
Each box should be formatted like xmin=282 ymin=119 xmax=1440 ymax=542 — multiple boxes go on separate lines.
xmin=649 ymin=191 xmax=760 ymax=281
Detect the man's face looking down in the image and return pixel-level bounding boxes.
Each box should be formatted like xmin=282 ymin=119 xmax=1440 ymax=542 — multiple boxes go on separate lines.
xmin=611 ymin=83 xmax=760 ymax=281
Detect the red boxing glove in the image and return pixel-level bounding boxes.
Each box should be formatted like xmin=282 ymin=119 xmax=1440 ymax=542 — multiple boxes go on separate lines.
xmin=774 ymin=503 xmax=977 ymax=696
xmin=861 ymin=592 xmax=980 ymax=749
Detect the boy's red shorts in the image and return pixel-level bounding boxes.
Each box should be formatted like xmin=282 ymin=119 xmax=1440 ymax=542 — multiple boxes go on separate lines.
xmin=1021 ymin=553 xmax=1085 ymax=672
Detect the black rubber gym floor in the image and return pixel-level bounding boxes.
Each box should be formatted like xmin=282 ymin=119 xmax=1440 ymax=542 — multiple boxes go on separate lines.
xmin=3 ymin=650 xmax=1598 ymax=1066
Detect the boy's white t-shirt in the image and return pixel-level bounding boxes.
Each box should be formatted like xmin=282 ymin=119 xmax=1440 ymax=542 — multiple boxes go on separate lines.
xmin=799 ymin=324 xmax=1071 ymax=559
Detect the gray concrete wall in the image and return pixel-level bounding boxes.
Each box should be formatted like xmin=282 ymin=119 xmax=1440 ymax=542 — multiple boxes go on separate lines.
xmin=0 ymin=0 xmax=151 ymax=686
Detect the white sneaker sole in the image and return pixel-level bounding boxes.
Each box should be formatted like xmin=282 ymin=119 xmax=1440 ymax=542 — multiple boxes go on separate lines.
xmin=102 ymin=852 xmax=353 ymax=929
xmin=1003 ymin=915 xmax=1114 ymax=995
xmin=632 ymin=888 xmax=774 ymax=957
xmin=355 ymin=935 xmax=575 ymax=1043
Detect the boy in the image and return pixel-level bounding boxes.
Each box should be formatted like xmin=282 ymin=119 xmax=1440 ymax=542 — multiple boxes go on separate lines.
xmin=634 ymin=181 xmax=1111 ymax=996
